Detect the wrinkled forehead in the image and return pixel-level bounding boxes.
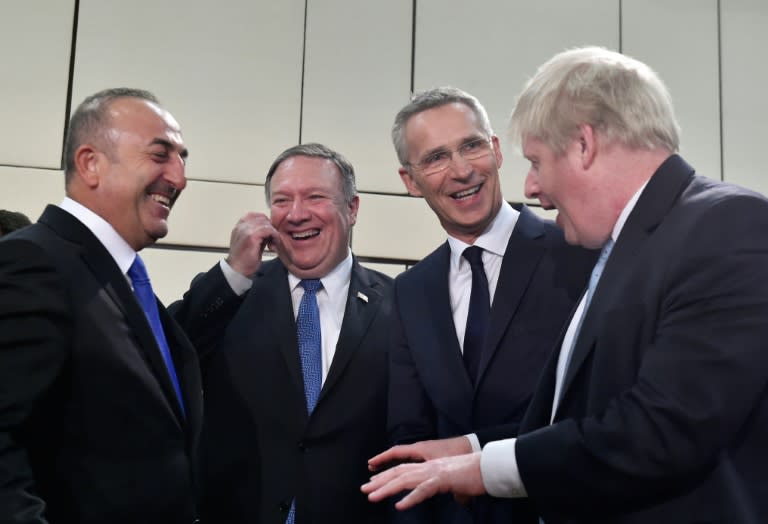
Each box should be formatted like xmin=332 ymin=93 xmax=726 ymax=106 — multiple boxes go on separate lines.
xmin=405 ymin=103 xmax=485 ymax=153
xmin=107 ymin=98 xmax=185 ymax=148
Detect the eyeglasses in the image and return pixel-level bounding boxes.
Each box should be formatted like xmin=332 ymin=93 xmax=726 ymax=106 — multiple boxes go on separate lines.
xmin=408 ymin=137 xmax=493 ymax=176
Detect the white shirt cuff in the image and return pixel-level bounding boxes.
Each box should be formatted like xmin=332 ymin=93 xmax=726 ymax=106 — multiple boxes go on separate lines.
xmin=480 ymin=438 xmax=527 ymax=498
xmin=219 ymin=259 xmax=252 ymax=296
xmin=466 ymin=433 xmax=481 ymax=453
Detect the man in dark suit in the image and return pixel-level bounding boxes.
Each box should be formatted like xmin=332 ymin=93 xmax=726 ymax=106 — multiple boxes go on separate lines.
xmin=191 ymin=143 xmax=393 ymax=524
xmin=0 ymin=88 xmax=247 ymax=523
xmin=363 ymin=47 xmax=768 ymax=523
xmin=366 ymin=87 xmax=594 ymax=523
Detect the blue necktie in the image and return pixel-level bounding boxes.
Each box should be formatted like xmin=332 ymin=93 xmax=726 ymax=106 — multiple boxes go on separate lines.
xmin=463 ymin=246 xmax=490 ymax=384
xmin=128 ymin=255 xmax=185 ymax=416
xmin=287 ymin=279 xmax=323 ymax=524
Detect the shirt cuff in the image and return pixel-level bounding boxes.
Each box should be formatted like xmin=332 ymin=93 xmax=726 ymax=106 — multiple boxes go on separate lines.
xmin=480 ymin=438 xmax=527 ymax=498
xmin=219 ymin=259 xmax=252 ymax=296
xmin=466 ymin=433 xmax=481 ymax=453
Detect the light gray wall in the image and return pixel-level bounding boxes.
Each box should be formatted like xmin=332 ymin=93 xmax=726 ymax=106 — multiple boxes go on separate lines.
xmin=1 ymin=0 xmax=766 ymax=302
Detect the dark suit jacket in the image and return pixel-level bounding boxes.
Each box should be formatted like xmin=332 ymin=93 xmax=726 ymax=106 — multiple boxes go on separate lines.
xmin=517 ymin=155 xmax=768 ymax=523
xmin=0 ymin=205 xmax=210 ymax=524
xmin=388 ymin=205 xmax=596 ymax=523
xmin=194 ymin=257 xmax=393 ymax=524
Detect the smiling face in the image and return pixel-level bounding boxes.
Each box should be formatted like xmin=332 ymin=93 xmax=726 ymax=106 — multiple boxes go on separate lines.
xmin=399 ymin=102 xmax=503 ymax=244
xmin=269 ymin=155 xmax=359 ymax=279
xmin=77 ymin=97 xmax=188 ymax=250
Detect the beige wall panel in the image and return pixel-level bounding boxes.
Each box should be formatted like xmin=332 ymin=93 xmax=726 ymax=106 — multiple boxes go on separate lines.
xmin=721 ymin=0 xmax=768 ymax=193
xmin=360 ymin=261 xmax=407 ymax=279
xmin=302 ymin=0 xmax=412 ymax=194
xmin=0 ymin=2 xmax=73 ymax=168
xmin=414 ymin=0 xmax=619 ymax=202
xmin=622 ymin=0 xmax=720 ymax=179
xmin=160 ymin=180 xmax=267 ymax=249
xmin=73 ymin=0 xmax=304 ymax=184
xmin=140 ymin=248 xmax=226 ymax=305
xmin=0 ymin=167 xmax=65 ymax=220
xmin=353 ymin=193 xmax=447 ymax=261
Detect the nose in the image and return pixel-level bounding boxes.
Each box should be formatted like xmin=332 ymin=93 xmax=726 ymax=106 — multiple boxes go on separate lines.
xmin=524 ymin=170 xmax=539 ymax=200
xmin=166 ymin=154 xmax=187 ymax=191
xmin=287 ymin=198 xmax=311 ymax=223
xmin=448 ymin=152 xmax=474 ymax=179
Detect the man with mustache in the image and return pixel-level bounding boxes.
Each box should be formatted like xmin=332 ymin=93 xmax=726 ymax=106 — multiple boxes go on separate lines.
xmin=187 ymin=143 xmax=393 ymax=523
xmin=0 ymin=88 xmax=251 ymax=523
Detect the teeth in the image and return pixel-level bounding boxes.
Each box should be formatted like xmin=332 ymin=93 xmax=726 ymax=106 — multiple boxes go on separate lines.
xmin=292 ymin=230 xmax=319 ymax=239
xmin=151 ymin=194 xmax=171 ymax=207
xmin=453 ymin=185 xmax=481 ymax=199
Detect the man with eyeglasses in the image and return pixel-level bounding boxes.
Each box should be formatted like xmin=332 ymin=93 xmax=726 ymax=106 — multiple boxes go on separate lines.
xmin=366 ymin=87 xmax=596 ymax=523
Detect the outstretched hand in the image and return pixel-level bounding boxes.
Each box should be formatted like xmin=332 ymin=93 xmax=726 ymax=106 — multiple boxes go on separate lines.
xmin=361 ymin=452 xmax=486 ymax=510
xmin=368 ymin=436 xmax=473 ymax=472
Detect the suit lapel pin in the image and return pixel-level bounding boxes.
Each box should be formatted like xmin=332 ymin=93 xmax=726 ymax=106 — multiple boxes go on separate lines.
xmin=356 ymin=291 xmax=369 ymax=303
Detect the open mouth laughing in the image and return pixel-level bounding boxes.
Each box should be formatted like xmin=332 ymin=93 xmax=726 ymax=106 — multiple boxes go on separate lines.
xmin=291 ymin=229 xmax=320 ymax=240
xmin=451 ymin=184 xmax=482 ymax=200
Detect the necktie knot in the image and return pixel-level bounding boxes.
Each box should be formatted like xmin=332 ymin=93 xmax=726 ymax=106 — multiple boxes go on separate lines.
xmin=300 ymin=278 xmax=322 ymax=294
xmin=128 ymin=255 xmax=150 ymax=285
xmin=462 ymin=245 xmax=484 ymax=268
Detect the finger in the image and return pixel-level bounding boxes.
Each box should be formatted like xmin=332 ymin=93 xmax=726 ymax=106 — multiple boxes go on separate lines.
xmin=394 ymin=477 xmax=440 ymax=510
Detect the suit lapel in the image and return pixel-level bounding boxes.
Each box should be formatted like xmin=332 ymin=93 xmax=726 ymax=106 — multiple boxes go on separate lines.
xmin=39 ymin=206 xmax=186 ymax=425
xmin=251 ymin=261 xmax=304 ymax=395
xmin=558 ymin=155 xmax=696 ymax=405
xmin=414 ymin=244 xmax=475 ymax=428
xmin=477 ymin=205 xmax=546 ymax=386
xmin=320 ymin=259 xmax=383 ymax=399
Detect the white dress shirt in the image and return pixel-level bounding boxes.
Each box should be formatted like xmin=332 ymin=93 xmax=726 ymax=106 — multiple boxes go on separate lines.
xmin=287 ymin=252 xmax=353 ymax=383
xmin=480 ymin=181 xmax=649 ymax=499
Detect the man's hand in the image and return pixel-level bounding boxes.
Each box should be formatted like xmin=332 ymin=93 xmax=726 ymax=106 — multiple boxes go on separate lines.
xmin=361 ymin=452 xmax=486 ymax=510
xmin=225 ymin=212 xmax=280 ymax=277
xmin=368 ymin=436 xmax=473 ymax=472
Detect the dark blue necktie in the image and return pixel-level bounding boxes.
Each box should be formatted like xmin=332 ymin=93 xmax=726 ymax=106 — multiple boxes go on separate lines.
xmin=286 ymin=279 xmax=323 ymax=524
xmin=128 ymin=255 xmax=185 ymax=416
xmin=463 ymin=246 xmax=490 ymax=384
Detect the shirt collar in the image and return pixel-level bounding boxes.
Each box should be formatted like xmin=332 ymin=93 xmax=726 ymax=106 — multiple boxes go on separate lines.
xmin=447 ymin=200 xmax=519 ymax=269
xmin=287 ymin=250 xmax=353 ymax=296
xmin=611 ymin=179 xmax=650 ymax=243
xmin=59 ymin=196 xmax=137 ymax=273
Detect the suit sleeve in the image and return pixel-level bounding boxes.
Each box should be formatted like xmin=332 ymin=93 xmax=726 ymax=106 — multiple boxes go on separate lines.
xmin=0 ymin=239 xmax=70 ymax=523
xmin=169 ymin=263 xmax=244 ymax=361
xmin=516 ymin=194 xmax=768 ymax=515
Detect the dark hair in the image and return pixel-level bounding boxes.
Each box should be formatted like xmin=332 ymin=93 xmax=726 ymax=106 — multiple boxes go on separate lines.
xmin=63 ymin=88 xmax=160 ymax=182
xmin=264 ymin=143 xmax=357 ymax=204
xmin=0 ymin=209 xmax=32 ymax=236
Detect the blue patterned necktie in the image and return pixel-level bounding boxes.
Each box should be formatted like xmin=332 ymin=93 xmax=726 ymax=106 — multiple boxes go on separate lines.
xmin=297 ymin=279 xmax=323 ymax=413
xmin=286 ymin=279 xmax=323 ymax=524
xmin=462 ymin=246 xmax=490 ymax=384
xmin=128 ymin=254 xmax=185 ymax=416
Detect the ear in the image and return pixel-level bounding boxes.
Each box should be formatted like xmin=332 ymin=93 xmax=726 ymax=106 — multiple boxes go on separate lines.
xmin=577 ymin=124 xmax=598 ymax=170
xmin=347 ymin=195 xmax=360 ymax=226
xmin=398 ymin=167 xmax=423 ymax=197
xmin=491 ymin=135 xmax=504 ymax=169
xmin=73 ymin=144 xmax=105 ymax=188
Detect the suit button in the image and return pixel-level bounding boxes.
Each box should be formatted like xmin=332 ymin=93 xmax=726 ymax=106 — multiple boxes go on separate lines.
xmin=298 ymin=441 xmax=306 ymax=451
xmin=279 ymin=501 xmax=290 ymax=512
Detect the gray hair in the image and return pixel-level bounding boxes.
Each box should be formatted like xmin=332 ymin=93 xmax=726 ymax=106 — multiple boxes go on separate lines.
xmin=509 ymin=46 xmax=680 ymax=156
xmin=63 ymin=88 xmax=160 ymax=183
xmin=264 ymin=143 xmax=357 ymax=205
xmin=392 ymin=86 xmax=494 ymax=166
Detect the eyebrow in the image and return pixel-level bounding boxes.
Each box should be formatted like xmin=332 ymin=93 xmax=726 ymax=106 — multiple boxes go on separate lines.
xmin=150 ymin=137 xmax=189 ymax=160
xmin=420 ymin=135 xmax=485 ymax=159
